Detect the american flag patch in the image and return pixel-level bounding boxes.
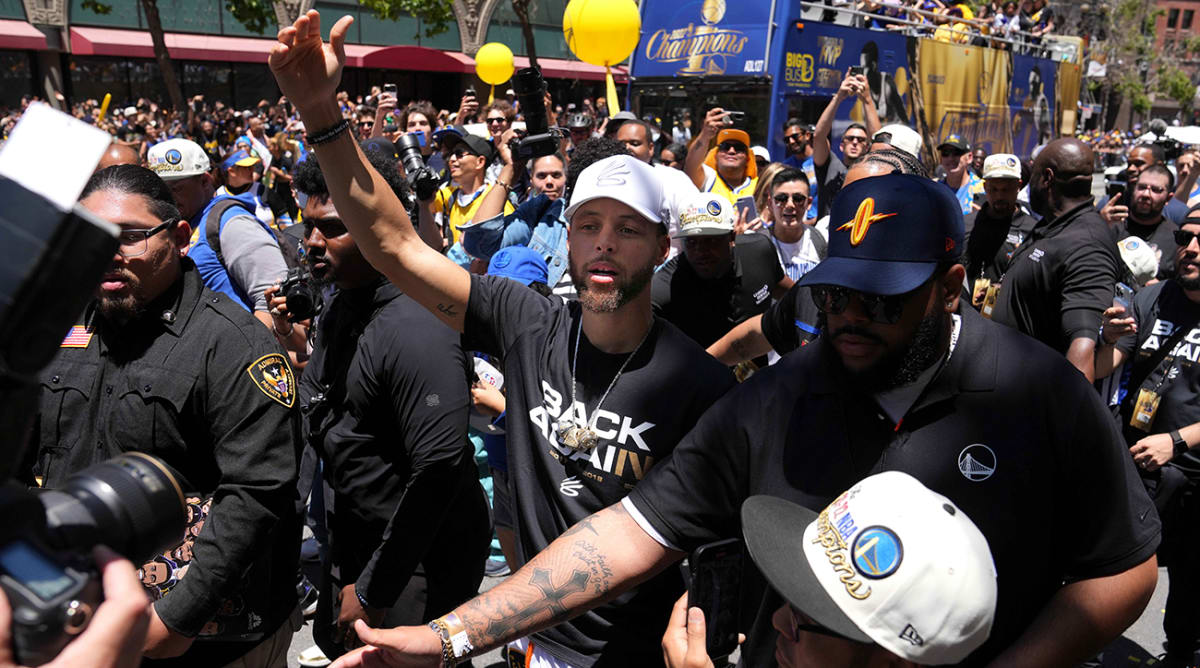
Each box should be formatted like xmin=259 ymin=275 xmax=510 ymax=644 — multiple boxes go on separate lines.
xmin=60 ymin=326 xmax=93 ymax=348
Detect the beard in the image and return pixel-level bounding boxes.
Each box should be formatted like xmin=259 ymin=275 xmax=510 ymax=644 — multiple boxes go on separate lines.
xmin=821 ymin=309 xmax=948 ymax=392
xmin=97 ymin=269 xmax=146 ymax=324
xmin=569 ymin=254 xmax=656 ymax=313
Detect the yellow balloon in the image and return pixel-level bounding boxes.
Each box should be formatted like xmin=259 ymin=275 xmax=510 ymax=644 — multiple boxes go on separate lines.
xmin=563 ymin=0 xmax=641 ymax=67
xmin=475 ymin=42 xmax=515 ymax=86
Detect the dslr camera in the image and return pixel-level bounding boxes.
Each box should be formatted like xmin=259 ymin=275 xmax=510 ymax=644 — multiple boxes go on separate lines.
xmin=280 ymin=266 xmax=322 ymax=323
xmin=510 ymin=67 xmax=562 ymax=163
xmin=396 ymin=133 xmax=441 ymax=202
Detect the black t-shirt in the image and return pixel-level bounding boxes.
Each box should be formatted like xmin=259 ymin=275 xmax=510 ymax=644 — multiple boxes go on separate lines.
xmin=1118 ymin=280 xmax=1200 ymax=475
xmin=1114 ymin=218 xmax=1178 ymax=281
xmin=652 ymin=234 xmax=785 ymax=348
xmin=814 ymin=152 xmax=848 ymax=220
xmin=463 ymin=275 xmax=735 ymax=666
xmin=991 ymin=202 xmax=1120 ymax=353
xmin=759 ymin=280 xmax=822 ymax=356
xmin=963 ymin=204 xmax=1039 ymax=286
xmin=628 ymin=306 xmax=1159 ymax=667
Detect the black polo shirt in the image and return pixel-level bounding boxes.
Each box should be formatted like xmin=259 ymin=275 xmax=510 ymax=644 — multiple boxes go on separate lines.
xmin=963 ymin=203 xmax=1039 ymax=286
xmin=991 ymin=202 xmax=1120 ymax=353
xmin=628 ymin=306 xmax=1159 ymax=667
xmin=1113 ymin=217 xmax=1179 ymax=281
xmin=759 ymin=280 xmax=822 ymax=356
xmin=652 ymin=234 xmax=784 ymax=348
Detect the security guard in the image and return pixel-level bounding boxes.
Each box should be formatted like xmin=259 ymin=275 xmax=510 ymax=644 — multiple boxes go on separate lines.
xmin=33 ymin=165 xmax=301 ymax=667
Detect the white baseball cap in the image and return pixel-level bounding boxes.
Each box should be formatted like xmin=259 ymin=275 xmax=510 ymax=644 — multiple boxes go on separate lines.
xmin=873 ymin=124 xmax=923 ymax=159
xmin=1118 ymin=236 xmax=1158 ymax=286
xmin=751 ymin=145 xmax=771 ymax=163
xmin=982 ymin=153 xmax=1022 ymax=180
xmin=741 ymin=471 xmax=997 ymax=665
xmin=147 ymin=138 xmax=211 ymax=181
xmin=565 ymin=155 xmax=665 ymax=226
xmin=673 ymin=193 xmax=735 ymax=238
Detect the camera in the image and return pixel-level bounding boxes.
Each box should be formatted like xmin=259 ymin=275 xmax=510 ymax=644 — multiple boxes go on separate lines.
xmin=1 ymin=453 xmax=186 ymax=666
xmin=396 ymin=133 xmax=440 ymax=202
xmin=510 ymin=67 xmax=562 ymax=163
xmin=280 ymin=266 xmax=322 ymax=323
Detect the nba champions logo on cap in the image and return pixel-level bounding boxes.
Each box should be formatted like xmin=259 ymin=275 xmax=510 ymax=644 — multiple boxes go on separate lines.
xmin=837 ymin=198 xmax=897 ymax=246
xmin=164 ymin=149 xmax=182 ymax=165
xmin=705 ymin=199 xmax=722 ymax=216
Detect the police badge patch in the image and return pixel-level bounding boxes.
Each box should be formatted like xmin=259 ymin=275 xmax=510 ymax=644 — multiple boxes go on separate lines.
xmin=245 ymin=354 xmax=295 ymax=407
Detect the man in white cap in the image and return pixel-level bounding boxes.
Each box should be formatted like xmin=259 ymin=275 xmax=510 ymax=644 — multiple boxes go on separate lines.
xmin=870 ymin=123 xmax=922 ymax=160
xmin=652 ymin=193 xmax=792 ymax=350
xmin=267 ymin=19 xmax=735 ymax=665
xmin=963 ymin=153 xmax=1037 ymax=311
xmin=662 ymin=471 xmax=997 ymax=668
xmin=146 ymin=138 xmax=293 ymax=338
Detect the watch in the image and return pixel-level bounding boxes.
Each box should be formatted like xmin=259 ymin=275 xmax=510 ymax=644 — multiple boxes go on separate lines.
xmin=1171 ymin=429 xmax=1188 ymax=457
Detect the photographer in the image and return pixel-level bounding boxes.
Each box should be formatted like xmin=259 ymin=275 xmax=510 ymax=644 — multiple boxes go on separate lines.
xmin=0 ymin=547 xmax=149 ymax=668
xmin=398 ymin=101 xmax=446 ymax=179
xmin=430 ymin=133 xmax=511 ymax=257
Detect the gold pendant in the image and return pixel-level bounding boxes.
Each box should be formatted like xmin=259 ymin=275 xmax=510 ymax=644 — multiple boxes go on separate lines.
xmin=557 ymin=425 xmax=600 ymax=453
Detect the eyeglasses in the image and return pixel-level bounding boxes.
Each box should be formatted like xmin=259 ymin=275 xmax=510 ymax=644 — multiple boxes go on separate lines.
xmin=718 ymin=141 xmax=747 ymax=153
xmin=784 ymin=133 xmax=803 ymax=143
xmin=842 ymin=135 xmax=869 ymax=145
xmin=773 ymin=193 xmax=809 ymax=205
xmin=811 ymin=283 xmax=924 ymax=324
xmin=1133 ymin=182 xmax=1168 ymax=195
xmin=358 ymin=121 xmax=374 ymax=128
xmin=1174 ymin=229 xmax=1200 ymax=247
xmin=117 ymin=219 xmax=176 ymax=258
xmin=486 ymin=117 xmax=508 ymax=125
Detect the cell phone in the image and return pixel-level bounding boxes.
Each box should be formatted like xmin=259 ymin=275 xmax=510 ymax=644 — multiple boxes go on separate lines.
xmin=465 ymin=86 xmax=477 ymax=99
xmin=1106 ymin=181 xmax=1125 ymax=202
xmin=735 ymin=196 xmax=757 ymax=223
xmin=685 ymin=538 xmax=743 ymax=659
xmin=849 ymin=65 xmax=865 ymax=77
xmin=1114 ymin=281 xmax=1134 ymax=309
xmin=408 ymin=131 xmax=426 ymax=147
xmin=724 ymin=110 xmax=745 ymax=125
xmin=383 ymin=83 xmax=397 ymax=96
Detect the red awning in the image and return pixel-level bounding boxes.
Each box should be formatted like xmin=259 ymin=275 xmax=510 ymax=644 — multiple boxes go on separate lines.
xmin=513 ymin=56 xmax=628 ymax=83
xmin=359 ymin=44 xmax=474 ymax=72
xmin=0 ymin=19 xmax=49 ymax=51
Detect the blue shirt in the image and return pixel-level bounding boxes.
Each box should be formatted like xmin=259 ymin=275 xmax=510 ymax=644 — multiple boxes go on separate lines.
xmin=460 ymin=194 xmax=569 ymax=287
xmin=187 ymin=193 xmax=276 ymax=311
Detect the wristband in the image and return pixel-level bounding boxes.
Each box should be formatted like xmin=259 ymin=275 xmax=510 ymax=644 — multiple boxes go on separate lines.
xmin=355 ymin=588 xmax=370 ymax=610
xmin=431 ymin=612 xmax=473 ymax=663
xmin=273 ymin=319 xmax=294 ymax=337
xmin=308 ymin=118 xmax=350 ymax=145
xmin=428 ymin=619 xmax=456 ymax=668
xmin=496 ymin=179 xmax=511 ymax=191
xmin=1172 ymin=429 xmax=1188 ymax=457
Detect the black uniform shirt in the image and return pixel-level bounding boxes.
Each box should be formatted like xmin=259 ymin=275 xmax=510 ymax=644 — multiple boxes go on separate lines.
xmin=628 ymin=306 xmax=1159 ymax=667
xmin=963 ymin=203 xmax=1039 ymax=285
xmin=1114 ymin=217 xmax=1179 ymax=281
xmin=991 ymin=202 xmax=1120 ymax=353
xmin=464 ymin=274 xmax=735 ymax=666
xmin=652 ymin=234 xmax=784 ymax=348
xmin=35 ymin=260 xmax=300 ymax=665
xmin=759 ymin=281 xmax=822 ymax=356
xmin=1118 ymin=280 xmax=1200 ymax=476
xmin=299 ymin=280 xmax=486 ymax=608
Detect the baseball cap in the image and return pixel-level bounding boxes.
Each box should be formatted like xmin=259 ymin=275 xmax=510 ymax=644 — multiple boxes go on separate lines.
xmin=981 ymin=153 xmax=1021 ymax=180
xmin=673 ymin=194 xmax=735 ymax=238
xmin=741 ymin=471 xmax=996 ymax=665
xmin=567 ymin=113 xmax=594 ymax=129
xmin=564 ymin=155 xmax=665 ymax=226
xmin=1118 ymin=236 xmax=1158 ymax=286
xmin=937 ymin=134 xmax=970 ymax=154
xmin=872 ymin=124 xmax=922 ymax=159
xmin=441 ymin=132 xmax=495 ymax=163
xmin=221 ymin=149 xmax=260 ymax=170
xmin=797 ymin=173 xmax=964 ymax=295
xmin=751 ymin=145 xmax=771 ymax=163
xmin=716 ymin=128 xmax=751 ymax=150
xmin=147 ymin=138 xmax=211 ymax=181
xmin=361 ymin=137 xmax=399 ymax=161
xmin=488 ymin=246 xmax=549 ymax=286
xmin=705 ymin=129 xmax=758 ymax=179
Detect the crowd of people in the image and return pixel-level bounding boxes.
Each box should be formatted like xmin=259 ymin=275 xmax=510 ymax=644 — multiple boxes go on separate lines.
xmin=10 ymin=5 xmax=1200 ymax=668
xmin=818 ymin=0 xmax=1058 ymax=48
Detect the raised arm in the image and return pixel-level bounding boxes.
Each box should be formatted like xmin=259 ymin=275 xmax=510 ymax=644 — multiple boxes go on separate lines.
xmin=684 ymin=108 xmax=726 ymax=190
xmin=813 ymin=74 xmax=862 ymax=168
xmin=269 ymin=10 xmax=469 ymax=332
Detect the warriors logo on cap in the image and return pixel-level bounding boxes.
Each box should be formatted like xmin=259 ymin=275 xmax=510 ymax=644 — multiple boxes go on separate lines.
xmin=165 ymin=149 xmax=182 ymax=165
xmin=838 ymin=198 xmax=897 ymax=246
xmin=673 ymin=194 xmax=735 ymax=238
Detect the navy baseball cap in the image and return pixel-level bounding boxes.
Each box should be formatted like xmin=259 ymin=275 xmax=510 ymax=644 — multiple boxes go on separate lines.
xmin=488 ymin=246 xmax=549 ymax=286
xmin=797 ymin=174 xmax=963 ymax=295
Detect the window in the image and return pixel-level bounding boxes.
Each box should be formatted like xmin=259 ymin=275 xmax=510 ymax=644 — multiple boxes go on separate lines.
xmin=1184 ymin=9 xmax=1195 ymax=30
xmin=1169 ymin=7 xmax=1180 ymax=28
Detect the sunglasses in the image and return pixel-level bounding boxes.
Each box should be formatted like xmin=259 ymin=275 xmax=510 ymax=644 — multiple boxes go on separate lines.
xmin=718 ymin=141 xmax=747 ymax=153
xmin=1174 ymin=229 xmax=1200 ymax=247
xmin=784 ymin=133 xmax=803 ymax=143
xmin=773 ymin=193 xmax=809 ymax=205
xmin=358 ymin=121 xmax=374 ymax=128
xmin=486 ymin=117 xmax=508 ymax=125
xmin=449 ymin=148 xmax=478 ymax=159
xmin=811 ymin=283 xmax=925 ymax=324
xmin=842 ymin=136 xmax=869 ymax=145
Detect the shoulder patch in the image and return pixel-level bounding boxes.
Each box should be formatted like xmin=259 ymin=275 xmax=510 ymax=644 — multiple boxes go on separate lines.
xmin=245 ymin=354 xmax=295 ymax=408
xmin=61 ymin=325 xmax=93 ymax=348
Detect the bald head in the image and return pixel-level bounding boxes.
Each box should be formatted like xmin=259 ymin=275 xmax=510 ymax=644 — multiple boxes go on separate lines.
xmin=1034 ymin=138 xmax=1093 ymax=182
xmin=1029 ymin=138 xmax=1094 ymax=216
xmin=96 ymin=142 xmax=140 ymax=171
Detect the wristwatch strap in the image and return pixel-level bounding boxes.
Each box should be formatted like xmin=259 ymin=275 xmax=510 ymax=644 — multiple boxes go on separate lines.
xmin=1171 ymin=429 xmax=1188 ymax=457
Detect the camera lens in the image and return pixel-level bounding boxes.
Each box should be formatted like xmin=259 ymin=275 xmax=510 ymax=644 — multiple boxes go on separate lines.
xmin=396 ymin=133 xmax=426 ymax=177
xmin=39 ymin=453 xmax=187 ymax=562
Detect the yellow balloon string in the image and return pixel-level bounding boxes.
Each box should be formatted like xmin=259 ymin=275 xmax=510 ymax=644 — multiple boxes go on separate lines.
xmin=605 ymin=66 xmax=619 ymax=116
xmin=98 ymin=92 xmax=111 ymax=122
xmin=489 ymin=84 xmax=495 ymax=105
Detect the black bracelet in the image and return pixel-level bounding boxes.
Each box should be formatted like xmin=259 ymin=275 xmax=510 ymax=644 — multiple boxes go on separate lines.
xmin=308 ymin=118 xmax=350 ymax=145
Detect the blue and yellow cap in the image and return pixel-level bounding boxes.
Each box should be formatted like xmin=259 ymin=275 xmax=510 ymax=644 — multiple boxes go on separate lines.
xmin=221 ymin=149 xmax=260 ymax=170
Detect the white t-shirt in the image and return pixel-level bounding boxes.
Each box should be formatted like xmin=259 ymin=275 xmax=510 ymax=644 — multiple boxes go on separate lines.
xmin=761 ymin=227 xmax=824 ymax=281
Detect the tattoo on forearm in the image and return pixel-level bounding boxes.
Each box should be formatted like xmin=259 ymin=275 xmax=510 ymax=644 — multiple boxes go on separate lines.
xmin=457 ymin=505 xmax=626 ymax=653
xmin=436 ymin=302 xmax=459 ymax=317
